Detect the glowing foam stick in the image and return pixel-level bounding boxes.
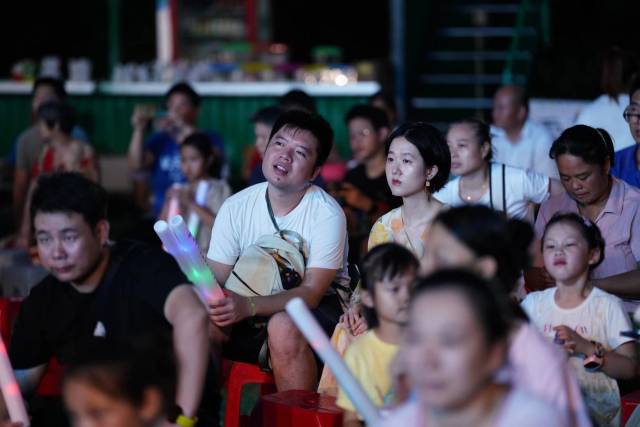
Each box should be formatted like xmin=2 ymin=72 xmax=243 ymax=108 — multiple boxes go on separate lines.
xmin=187 ymin=180 xmax=210 ymax=237
xmin=0 ymin=336 xmax=29 ymax=426
xmin=167 ymin=184 xmax=182 ymax=219
xmin=154 ymin=217 xmax=224 ymax=302
xmin=285 ymin=298 xmax=381 ymax=426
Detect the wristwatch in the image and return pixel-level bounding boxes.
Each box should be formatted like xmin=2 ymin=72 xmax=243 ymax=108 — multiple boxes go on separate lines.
xmin=583 ymin=340 xmax=605 ymax=371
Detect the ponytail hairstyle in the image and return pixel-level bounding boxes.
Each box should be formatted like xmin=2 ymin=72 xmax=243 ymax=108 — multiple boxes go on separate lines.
xmin=541 ymin=212 xmax=606 ymax=269
xmin=549 ymin=125 xmax=615 ymax=168
xmin=433 ymin=205 xmax=533 ymax=294
xmin=449 ymin=118 xmax=493 ymax=162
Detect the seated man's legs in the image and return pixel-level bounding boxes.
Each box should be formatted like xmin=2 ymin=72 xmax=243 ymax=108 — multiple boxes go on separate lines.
xmin=268 ymin=311 xmax=318 ymax=390
xmin=221 ymin=293 xmax=342 ymax=390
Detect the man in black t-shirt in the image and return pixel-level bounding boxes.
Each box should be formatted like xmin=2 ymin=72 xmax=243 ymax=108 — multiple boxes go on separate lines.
xmin=6 ymin=173 xmax=211 ymax=427
xmin=338 ymin=105 xmax=401 ymax=262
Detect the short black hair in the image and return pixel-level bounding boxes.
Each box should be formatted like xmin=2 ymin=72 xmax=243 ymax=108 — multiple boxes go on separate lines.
xmin=361 ymin=243 xmax=419 ymax=327
xmin=449 ymin=118 xmax=493 ymax=162
xmin=37 ymin=101 xmax=76 ymax=134
xmin=541 ymin=212 xmax=605 ymax=269
xmin=549 ymin=124 xmax=615 ymax=168
xmin=385 ymin=122 xmax=451 ymax=192
xmin=279 ymin=89 xmax=316 ymax=113
xmin=269 ymin=109 xmax=333 ymax=167
xmin=434 ymin=205 xmax=533 ymax=293
xmin=31 ymin=172 xmax=108 ymax=230
xmin=250 ymin=105 xmax=284 ymax=128
xmin=32 ymin=77 xmax=66 ymax=99
xmin=412 ymin=269 xmax=511 ymax=346
xmin=64 ymin=332 xmax=176 ymax=415
xmin=166 ymin=82 xmax=201 ymax=107
xmin=345 ymin=104 xmax=390 ymax=130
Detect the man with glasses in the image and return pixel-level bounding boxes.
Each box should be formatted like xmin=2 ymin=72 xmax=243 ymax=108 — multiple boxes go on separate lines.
xmin=339 ymin=104 xmax=400 ymax=262
xmin=611 ymin=77 xmax=640 ymax=188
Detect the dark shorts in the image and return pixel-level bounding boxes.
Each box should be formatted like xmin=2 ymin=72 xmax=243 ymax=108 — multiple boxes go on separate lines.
xmin=223 ymin=293 xmax=342 ymax=365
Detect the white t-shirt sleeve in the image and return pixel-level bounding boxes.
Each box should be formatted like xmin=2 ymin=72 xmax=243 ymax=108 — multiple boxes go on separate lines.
xmin=520 ymin=169 xmax=550 ymax=204
xmin=207 ymin=200 xmax=241 ymax=265
xmin=306 ymin=211 xmax=347 ymax=270
xmin=433 ymin=179 xmax=458 ymax=205
xmin=605 ymin=295 xmax=634 ymax=350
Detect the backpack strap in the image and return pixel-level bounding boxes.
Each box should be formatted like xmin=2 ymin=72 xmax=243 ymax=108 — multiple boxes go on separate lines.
xmin=502 ymin=163 xmax=507 ymax=213
xmin=488 ymin=163 xmax=494 ymax=210
xmin=265 ymin=189 xmax=284 ymax=238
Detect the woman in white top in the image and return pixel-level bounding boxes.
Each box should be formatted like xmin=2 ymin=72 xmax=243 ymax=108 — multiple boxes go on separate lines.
xmin=435 ymin=118 xmax=563 ymax=222
xmin=380 ymin=269 xmax=562 ymax=427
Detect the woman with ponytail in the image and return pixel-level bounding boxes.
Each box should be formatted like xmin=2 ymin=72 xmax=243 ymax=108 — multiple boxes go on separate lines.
xmin=526 ymin=125 xmax=640 ymax=300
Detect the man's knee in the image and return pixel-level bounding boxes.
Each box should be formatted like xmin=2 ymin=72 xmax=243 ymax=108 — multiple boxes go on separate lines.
xmin=267 ymin=312 xmax=306 ymax=356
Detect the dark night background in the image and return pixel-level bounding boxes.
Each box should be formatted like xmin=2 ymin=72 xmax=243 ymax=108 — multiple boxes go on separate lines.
xmin=1 ymin=0 xmax=640 ymax=99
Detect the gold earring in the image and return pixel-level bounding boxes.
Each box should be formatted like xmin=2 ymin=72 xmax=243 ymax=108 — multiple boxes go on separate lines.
xmin=425 ymin=180 xmax=431 ymax=192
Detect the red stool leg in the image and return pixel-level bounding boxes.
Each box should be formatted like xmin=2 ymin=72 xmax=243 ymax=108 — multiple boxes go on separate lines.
xmin=224 ymin=361 xmax=276 ymax=427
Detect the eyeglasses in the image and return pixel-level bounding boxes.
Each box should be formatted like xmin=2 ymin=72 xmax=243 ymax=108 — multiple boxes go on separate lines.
xmin=623 ymin=107 xmax=640 ymax=123
xmin=349 ymin=128 xmax=372 ymax=139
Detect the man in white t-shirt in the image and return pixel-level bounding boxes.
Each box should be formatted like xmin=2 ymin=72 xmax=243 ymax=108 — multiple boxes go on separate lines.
xmin=491 ymin=85 xmax=558 ymax=179
xmin=207 ymin=110 xmax=349 ymax=390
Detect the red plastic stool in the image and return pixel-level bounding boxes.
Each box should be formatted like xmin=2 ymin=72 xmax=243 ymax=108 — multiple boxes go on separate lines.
xmin=222 ymin=360 xmax=276 ymax=427
xmin=251 ymin=390 xmax=343 ymax=427
xmin=622 ymin=390 xmax=640 ymax=426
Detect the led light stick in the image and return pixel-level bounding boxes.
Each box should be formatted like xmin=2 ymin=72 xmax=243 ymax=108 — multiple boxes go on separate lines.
xmin=0 ymin=336 xmax=29 ymax=426
xmin=154 ymin=216 xmax=224 ymax=302
xmin=187 ymin=180 xmax=210 ymax=237
xmin=167 ymin=184 xmax=182 ymax=219
xmin=285 ymin=298 xmax=380 ymax=426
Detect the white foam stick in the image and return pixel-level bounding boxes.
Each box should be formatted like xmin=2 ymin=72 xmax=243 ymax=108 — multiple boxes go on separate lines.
xmin=187 ymin=180 xmax=210 ymax=237
xmin=0 ymin=336 xmax=29 ymax=426
xmin=285 ymin=298 xmax=381 ymax=426
xmin=154 ymin=218 xmax=224 ymax=302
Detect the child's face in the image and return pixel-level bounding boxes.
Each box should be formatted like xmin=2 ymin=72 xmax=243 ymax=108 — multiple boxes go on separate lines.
xmin=542 ymin=222 xmax=599 ymax=284
xmin=180 ymin=145 xmax=208 ymax=182
xmin=64 ymin=380 xmax=149 ymax=427
xmin=367 ymin=271 xmax=414 ymax=326
xmin=404 ymin=290 xmax=504 ymax=411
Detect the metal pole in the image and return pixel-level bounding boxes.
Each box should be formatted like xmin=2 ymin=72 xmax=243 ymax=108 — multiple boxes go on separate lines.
xmin=107 ymin=0 xmax=120 ymax=79
xmin=390 ymin=0 xmax=406 ymax=121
